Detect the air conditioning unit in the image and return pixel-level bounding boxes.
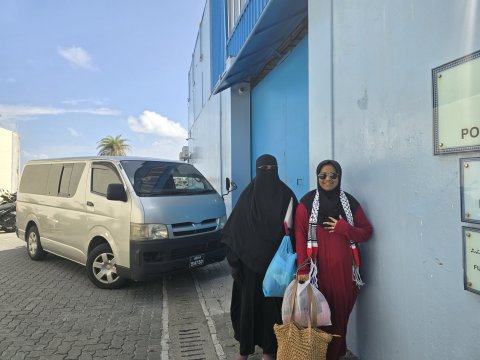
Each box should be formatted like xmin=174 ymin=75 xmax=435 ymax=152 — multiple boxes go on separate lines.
xmin=179 ymin=146 xmax=190 ymax=161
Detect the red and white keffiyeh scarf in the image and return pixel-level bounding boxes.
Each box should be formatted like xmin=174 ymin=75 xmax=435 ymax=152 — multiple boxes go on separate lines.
xmin=307 ymin=189 xmax=364 ymax=288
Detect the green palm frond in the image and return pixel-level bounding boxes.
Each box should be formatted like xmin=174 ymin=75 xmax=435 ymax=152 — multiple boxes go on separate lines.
xmin=96 ymin=135 xmax=131 ymax=156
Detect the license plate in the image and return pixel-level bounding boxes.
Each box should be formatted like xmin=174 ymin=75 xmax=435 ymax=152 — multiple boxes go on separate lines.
xmin=189 ymin=254 xmax=204 ymax=268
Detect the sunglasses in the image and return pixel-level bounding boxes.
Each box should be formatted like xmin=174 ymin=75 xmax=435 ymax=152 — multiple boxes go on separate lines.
xmin=317 ymin=172 xmax=338 ymax=180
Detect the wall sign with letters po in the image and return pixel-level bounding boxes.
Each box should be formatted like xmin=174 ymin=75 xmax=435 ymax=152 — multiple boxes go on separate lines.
xmin=433 ymin=50 xmax=480 ymax=155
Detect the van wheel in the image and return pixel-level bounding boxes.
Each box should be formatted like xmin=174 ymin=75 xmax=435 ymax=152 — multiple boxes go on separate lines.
xmin=27 ymin=225 xmax=47 ymax=260
xmin=86 ymin=244 xmax=126 ymax=289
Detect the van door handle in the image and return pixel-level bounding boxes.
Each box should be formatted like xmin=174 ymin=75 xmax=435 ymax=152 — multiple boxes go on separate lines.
xmin=87 ymin=201 xmax=94 ymax=207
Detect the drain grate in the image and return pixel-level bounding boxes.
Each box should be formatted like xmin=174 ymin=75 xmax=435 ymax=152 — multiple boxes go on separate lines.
xmin=179 ymin=327 xmax=205 ymax=359
xmin=166 ymin=272 xmax=219 ymax=359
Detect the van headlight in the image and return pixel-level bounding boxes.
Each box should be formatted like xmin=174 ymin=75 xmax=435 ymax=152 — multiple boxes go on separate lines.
xmin=218 ymin=215 xmax=227 ymax=229
xmin=131 ymin=223 xmax=168 ymax=240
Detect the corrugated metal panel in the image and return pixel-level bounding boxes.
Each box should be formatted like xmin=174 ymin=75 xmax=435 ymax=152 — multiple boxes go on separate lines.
xmin=210 ymin=0 xmax=227 ymax=90
xmin=212 ymin=0 xmax=307 ymax=94
xmin=226 ymin=0 xmax=269 ymax=57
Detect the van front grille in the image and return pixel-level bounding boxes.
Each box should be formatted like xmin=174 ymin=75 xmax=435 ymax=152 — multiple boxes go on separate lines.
xmin=171 ymin=218 xmax=218 ymax=237
xmin=173 ymin=226 xmax=217 ymax=236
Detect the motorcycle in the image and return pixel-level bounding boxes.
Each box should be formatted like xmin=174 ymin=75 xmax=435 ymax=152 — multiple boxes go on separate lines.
xmin=0 ymin=190 xmax=16 ymax=233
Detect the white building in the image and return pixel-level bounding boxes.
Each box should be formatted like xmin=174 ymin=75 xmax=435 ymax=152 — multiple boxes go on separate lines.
xmin=0 ymin=127 xmax=20 ymax=193
xmin=188 ymin=0 xmax=480 ymax=359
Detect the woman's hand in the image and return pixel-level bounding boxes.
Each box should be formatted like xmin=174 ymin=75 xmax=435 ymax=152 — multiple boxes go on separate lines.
xmin=323 ymin=215 xmax=342 ymax=233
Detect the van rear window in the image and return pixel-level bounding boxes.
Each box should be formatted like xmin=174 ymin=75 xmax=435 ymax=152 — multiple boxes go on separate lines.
xmin=120 ymin=160 xmax=216 ymax=197
xmin=19 ymin=164 xmax=51 ymax=195
xmin=20 ymin=162 xmax=86 ymax=197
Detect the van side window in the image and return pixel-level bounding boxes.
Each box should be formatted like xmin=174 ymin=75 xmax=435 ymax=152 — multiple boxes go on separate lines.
xmin=46 ymin=164 xmax=64 ymax=196
xmin=44 ymin=163 xmax=85 ymax=197
xmin=58 ymin=164 xmax=73 ymax=197
xmin=91 ymin=162 xmax=122 ymax=196
xmin=69 ymin=163 xmax=86 ymax=196
xmin=19 ymin=164 xmax=51 ymax=195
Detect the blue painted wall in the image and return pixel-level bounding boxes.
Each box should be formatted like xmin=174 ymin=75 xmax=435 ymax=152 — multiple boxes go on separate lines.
xmin=209 ymin=0 xmax=226 ymax=90
xmin=251 ymin=37 xmax=309 ymax=200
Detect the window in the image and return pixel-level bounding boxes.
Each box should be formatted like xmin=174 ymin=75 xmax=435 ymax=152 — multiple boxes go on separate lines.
xmin=120 ymin=160 xmax=216 ymax=196
xmin=19 ymin=164 xmax=50 ymax=195
xmin=46 ymin=164 xmax=63 ymax=196
xmin=58 ymin=164 xmax=73 ymax=197
xmin=227 ymin=0 xmax=247 ymax=36
xmin=68 ymin=163 xmax=86 ymax=196
xmin=91 ymin=162 xmax=122 ymax=197
xmin=20 ymin=162 xmax=86 ymax=197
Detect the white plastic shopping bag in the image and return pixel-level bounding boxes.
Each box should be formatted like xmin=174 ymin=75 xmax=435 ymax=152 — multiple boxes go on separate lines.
xmin=281 ymin=259 xmax=331 ymax=327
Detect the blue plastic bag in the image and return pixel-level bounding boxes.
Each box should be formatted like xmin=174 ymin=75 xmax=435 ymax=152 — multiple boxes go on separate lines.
xmin=262 ymin=235 xmax=297 ymax=297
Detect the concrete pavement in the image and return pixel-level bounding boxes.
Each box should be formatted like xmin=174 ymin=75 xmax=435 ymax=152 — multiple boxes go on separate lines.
xmin=0 ymin=231 xmax=358 ymax=359
xmin=0 ymin=231 xmax=165 ymax=360
xmin=190 ymin=248 xmax=359 ymax=360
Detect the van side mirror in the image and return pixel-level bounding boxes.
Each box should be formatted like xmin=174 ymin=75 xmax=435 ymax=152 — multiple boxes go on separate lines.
xmin=107 ymin=183 xmax=127 ymax=202
xmin=222 ymin=177 xmax=237 ymax=198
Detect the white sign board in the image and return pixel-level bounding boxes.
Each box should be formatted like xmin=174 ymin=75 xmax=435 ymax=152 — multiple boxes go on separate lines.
xmin=463 ymin=227 xmax=480 ymax=295
xmin=460 ymin=158 xmax=480 ymax=223
xmin=433 ymin=50 xmax=480 ymax=154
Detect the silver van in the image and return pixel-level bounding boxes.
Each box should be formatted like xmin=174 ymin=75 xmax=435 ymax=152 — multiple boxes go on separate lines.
xmin=16 ymin=157 xmax=227 ymax=289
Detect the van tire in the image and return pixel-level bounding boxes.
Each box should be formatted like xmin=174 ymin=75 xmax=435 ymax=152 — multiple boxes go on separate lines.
xmin=27 ymin=225 xmax=47 ymax=260
xmin=86 ymin=244 xmax=126 ymax=289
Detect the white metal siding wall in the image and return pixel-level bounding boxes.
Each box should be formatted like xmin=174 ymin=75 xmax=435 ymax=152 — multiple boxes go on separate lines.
xmin=0 ymin=128 xmax=20 ymax=192
xmin=190 ymin=5 xmax=212 ymax=127
xmin=310 ymin=1 xmax=480 ymax=359
xmin=190 ymin=96 xmax=223 ymax=192
xmin=188 ymin=1 xmax=251 ymax=213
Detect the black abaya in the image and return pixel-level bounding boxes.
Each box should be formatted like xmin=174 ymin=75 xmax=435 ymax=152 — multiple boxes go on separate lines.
xmin=230 ymin=266 xmax=283 ymax=355
xmin=221 ymin=154 xmax=298 ymax=357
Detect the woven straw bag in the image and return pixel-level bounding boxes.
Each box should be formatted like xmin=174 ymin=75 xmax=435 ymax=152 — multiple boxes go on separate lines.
xmin=274 ymin=280 xmax=337 ymax=360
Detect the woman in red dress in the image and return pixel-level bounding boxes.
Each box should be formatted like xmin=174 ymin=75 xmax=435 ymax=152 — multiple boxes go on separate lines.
xmin=295 ymin=160 xmax=373 ymax=360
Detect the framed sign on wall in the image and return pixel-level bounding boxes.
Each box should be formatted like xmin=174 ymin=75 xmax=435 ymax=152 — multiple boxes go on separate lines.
xmin=433 ymin=50 xmax=480 ymax=155
xmin=462 ymin=227 xmax=480 ymax=295
xmin=460 ymin=158 xmax=480 ymax=224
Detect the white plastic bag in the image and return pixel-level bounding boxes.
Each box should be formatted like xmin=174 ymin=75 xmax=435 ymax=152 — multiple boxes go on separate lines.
xmin=281 ymin=262 xmax=331 ymax=327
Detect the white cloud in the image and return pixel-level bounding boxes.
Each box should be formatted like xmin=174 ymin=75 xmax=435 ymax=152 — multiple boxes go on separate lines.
xmin=67 ymin=127 xmax=80 ymax=137
xmin=21 ymin=144 xmax=95 ymax=165
xmin=128 ymin=111 xmax=187 ymax=160
xmin=62 ymin=98 xmax=106 ymax=106
xmin=133 ymin=139 xmax=185 ymax=161
xmin=0 ymin=104 xmax=120 ymax=121
xmin=58 ymin=46 xmax=98 ymax=70
xmin=128 ymin=111 xmax=187 ymax=139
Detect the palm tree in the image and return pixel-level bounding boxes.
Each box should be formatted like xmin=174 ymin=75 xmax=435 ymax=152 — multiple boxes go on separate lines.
xmin=96 ymin=135 xmax=131 ymax=156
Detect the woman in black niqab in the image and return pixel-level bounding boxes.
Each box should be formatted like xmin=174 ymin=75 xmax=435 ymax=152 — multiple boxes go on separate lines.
xmin=221 ymin=154 xmax=298 ymax=360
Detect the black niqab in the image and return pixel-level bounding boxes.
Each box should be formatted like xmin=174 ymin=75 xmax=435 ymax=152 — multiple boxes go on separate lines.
xmin=221 ymin=154 xmax=297 ymax=274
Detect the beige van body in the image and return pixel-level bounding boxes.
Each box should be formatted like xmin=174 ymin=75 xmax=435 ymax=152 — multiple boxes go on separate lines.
xmin=16 ymin=157 xmax=227 ymax=288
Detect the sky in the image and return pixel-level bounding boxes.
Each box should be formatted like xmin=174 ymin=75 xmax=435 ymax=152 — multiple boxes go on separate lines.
xmin=0 ymin=0 xmax=206 ymax=167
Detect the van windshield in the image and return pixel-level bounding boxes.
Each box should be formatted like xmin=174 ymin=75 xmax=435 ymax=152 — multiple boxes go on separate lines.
xmin=120 ymin=160 xmax=216 ymax=197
